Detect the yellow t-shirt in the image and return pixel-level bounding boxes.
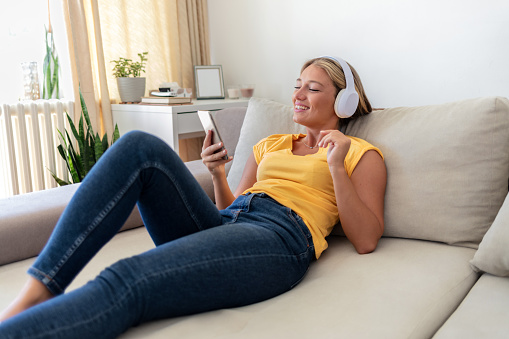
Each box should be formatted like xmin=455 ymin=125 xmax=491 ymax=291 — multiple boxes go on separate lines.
xmin=244 ymin=133 xmax=383 ymax=258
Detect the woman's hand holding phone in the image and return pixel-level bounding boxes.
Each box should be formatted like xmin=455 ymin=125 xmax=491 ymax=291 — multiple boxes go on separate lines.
xmin=201 ymin=130 xmax=232 ymax=175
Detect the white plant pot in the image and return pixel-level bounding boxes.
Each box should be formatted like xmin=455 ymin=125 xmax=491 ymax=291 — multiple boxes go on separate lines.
xmin=116 ymin=77 xmax=146 ymax=102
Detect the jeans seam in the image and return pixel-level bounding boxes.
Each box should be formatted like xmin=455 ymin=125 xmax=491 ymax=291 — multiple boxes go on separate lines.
xmin=134 ymin=252 xmax=310 ymax=289
xmin=44 ymin=165 xmax=143 ymax=286
xmin=242 ymin=193 xmax=256 ymax=212
xmin=287 ymin=209 xmax=313 ymax=250
xmin=17 ymin=287 xmax=137 ymax=339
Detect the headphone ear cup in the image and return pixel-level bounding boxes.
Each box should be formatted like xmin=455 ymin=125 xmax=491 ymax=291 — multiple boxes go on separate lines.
xmin=335 ymin=89 xmax=359 ymax=118
xmin=321 ymin=56 xmax=359 ymax=119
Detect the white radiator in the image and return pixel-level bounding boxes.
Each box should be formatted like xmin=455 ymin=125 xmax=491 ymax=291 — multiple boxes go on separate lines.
xmin=0 ymin=99 xmax=74 ymax=198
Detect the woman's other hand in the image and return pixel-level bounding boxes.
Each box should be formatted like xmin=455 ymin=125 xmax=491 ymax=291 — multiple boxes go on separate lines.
xmin=201 ymin=130 xmax=232 ymax=175
xmin=318 ymin=130 xmax=351 ymax=169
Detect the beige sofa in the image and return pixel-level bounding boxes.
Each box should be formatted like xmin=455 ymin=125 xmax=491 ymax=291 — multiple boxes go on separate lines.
xmin=1 ymin=97 xmax=509 ymax=338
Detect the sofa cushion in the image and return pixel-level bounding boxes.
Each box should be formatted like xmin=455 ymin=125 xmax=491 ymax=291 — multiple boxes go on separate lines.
xmin=0 ymin=184 xmax=144 ymax=266
xmin=0 ymin=231 xmax=478 ymax=339
xmin=470 ymin=192 xmax=509 ymax=276
xmin=347 ymin=96 xmax=509 ymax=248
xmin=0 ymin=184 xmax=80 ymax=266
xmin=227 ymin=97 xmax=305 ymax=191
xmin=0 ymin=155 xmax=213 ymax=266
xmin=121 ymin=239 xmax=477 ymax=338
xmin=433 ymin=273 xmax=509 ymax=339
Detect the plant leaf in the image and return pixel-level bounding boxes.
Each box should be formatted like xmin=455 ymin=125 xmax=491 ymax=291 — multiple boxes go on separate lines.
xmin=66 ymin=129 xmax=83 ymax=181
xmin=67 ymin=153 xmax=79 ymax=184
xmin=82 ymin=132 xmax=91 ymax=174
xmin=101 ymin=133 xmax=108 ymax=152
xmin=94 ymin=133 xmax=104 ymax=160
xmin=112 ymin=124 xmax=120 ymax=143
xmin=49 ymin=168 xmax=70 ymax=186
xmin=66 ymin=113 xmax=82 ymax=149
xmin=56 ymin=144 xmax=70 ymax=171
xmin=51 ymin=58 xmax=59 ymax=98
xmin=80 ymin=90 xmax=93 ymax=132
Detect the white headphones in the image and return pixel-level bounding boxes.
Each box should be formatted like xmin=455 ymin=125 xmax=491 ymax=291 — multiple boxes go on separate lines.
xmin=321 ymin=56 xmax=359 ymax=118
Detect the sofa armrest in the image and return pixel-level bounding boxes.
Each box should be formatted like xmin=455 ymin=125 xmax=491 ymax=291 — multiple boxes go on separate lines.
xmin=0 ymin=185 xmax=78 ymax=266
xmin=0 ymin=184 xmax=142 ymax=266
xmin=0 ymin=160 xmax=215 ymax=267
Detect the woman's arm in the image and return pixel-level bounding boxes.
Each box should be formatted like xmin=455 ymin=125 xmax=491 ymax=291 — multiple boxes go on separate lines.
xmin=232 ymin=153 xmax=258 ymax=197
xmin=201 ymin=131 xmax=258 ymax=209
xmin=331 ymin=151 xmax=386 ymax=254
xmin=319 ymin=131 xmax=387 ymax=254
xmin=212 ymin=154 xmax=258 ymax=209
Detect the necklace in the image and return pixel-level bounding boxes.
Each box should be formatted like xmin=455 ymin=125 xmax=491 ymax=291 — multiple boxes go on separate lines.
xmin=301 ymin=138 xmax=319 ymax=149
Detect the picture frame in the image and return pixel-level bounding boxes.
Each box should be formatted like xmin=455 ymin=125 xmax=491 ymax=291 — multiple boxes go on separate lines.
xmin=194 ymin=65 xmax=225 ymax=99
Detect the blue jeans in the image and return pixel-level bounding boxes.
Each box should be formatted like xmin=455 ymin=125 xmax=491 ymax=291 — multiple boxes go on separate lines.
xmin=0 ymin=131 xmax=315 ymax=339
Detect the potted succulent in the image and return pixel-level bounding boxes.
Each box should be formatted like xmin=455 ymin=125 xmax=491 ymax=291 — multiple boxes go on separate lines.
xmin=111 ymin=52 xmax=148 ymax=102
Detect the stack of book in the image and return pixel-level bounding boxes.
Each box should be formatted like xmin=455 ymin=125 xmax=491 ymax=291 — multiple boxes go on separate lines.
xmin=140 ymin=96 xmax=192 ymax=105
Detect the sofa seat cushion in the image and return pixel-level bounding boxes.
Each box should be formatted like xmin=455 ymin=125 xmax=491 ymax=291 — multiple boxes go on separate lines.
xmin=0 ymin=229 xmax=477 ymax=338
xmin=433 ymin=273 xmax=509 ymax=339
xmin=122 ymin=237 xmax=477 ymax=339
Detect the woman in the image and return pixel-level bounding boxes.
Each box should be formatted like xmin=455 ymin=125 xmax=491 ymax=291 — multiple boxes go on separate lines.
xmin=0 ymin=57 xmax=386 ymax=338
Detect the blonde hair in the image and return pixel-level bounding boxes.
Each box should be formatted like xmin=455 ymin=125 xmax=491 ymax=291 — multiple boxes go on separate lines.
xmin=301 ymin=57 xmax=372 ymax=126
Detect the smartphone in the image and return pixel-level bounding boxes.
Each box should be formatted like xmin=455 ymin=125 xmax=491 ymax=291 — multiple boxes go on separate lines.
xmin=197 ymin=110 xmax=228 ymax=160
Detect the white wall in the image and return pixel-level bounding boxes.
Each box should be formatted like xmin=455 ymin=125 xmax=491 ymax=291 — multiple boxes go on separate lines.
xmin=208 ymin=0 xmax=509 ymax=108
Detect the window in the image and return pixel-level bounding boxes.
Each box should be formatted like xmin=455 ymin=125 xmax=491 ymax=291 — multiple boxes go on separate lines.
xmin=0 ymin=0 xmax=73 ymax=198
xmin=0 ymin=0 xmax=73 ymax=104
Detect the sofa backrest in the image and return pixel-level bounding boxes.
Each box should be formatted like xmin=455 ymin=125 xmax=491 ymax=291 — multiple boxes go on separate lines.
xmin=226 ymin=98 xmax=306 ymax=190
xmin=346 ymin=96 xmax=509 ymax=248
xmin=226 ymin=96 xmax=509 ymax=249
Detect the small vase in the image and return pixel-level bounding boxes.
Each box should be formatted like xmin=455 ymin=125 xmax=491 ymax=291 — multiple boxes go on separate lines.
xmin=117 ymin=77 xmax=146 ymax=102
xmin=21 ymin=62 xmax=40 ymax=100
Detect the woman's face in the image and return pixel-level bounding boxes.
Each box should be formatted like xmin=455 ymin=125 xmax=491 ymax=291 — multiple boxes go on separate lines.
xmin=292 ymin=64 xmax=339 ymax=129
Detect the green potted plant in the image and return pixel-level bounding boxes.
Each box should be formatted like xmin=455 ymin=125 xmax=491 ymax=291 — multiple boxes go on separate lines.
xmin=50 ymin=90 xmax=120 ymax=185
xmin=111 ymin=52 xmax=148 ymax=102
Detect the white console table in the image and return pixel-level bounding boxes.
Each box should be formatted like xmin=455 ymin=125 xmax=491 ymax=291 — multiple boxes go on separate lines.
xmin=111 ymin=99 xmax=249 ymax=155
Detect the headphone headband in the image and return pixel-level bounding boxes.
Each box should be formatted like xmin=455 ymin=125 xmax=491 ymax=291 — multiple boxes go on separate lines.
xmin=319 ymin=56 xmax=359 ymax=118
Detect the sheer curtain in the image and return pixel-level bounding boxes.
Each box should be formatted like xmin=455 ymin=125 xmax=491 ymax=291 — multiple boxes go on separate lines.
xmin=63 ymin=0 xmax=210 ymax=141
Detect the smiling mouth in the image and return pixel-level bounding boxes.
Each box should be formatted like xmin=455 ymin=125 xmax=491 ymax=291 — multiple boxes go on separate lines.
xmin=294 ymin=105 xmax=309 ymax=110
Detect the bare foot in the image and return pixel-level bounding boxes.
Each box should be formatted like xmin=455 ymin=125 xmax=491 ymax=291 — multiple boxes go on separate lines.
xmin=0 ymin=277 xmax=54 ymax=322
